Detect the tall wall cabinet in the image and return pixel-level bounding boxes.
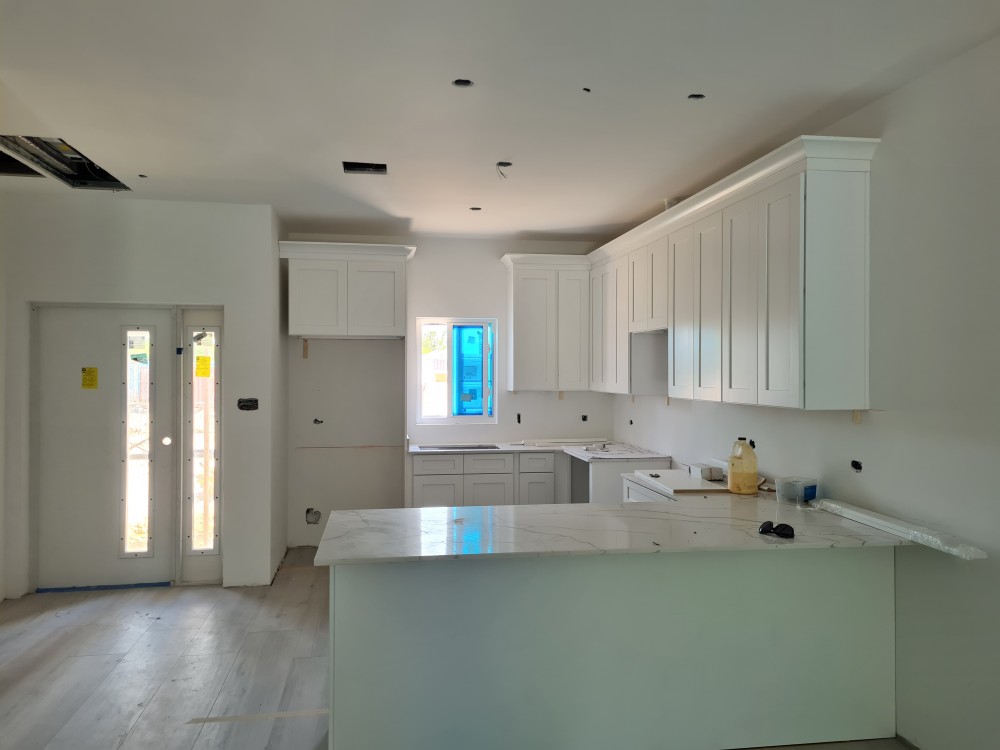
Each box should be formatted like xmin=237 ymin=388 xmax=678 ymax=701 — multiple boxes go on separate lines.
xmin=501 ymin=254 xmax=591 ymax=392
xmin=279 ymin=242 xmax=415 ymax=337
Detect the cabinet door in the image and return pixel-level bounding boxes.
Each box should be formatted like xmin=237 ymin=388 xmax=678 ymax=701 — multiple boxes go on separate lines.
xmin=613 ymin=255 xmax=630 ymax=394
xmin=288 ymin=259 xmax=349 ymax=337
xmin=692 ymin=213 xmax=723 ymax=401
xmin=413 ymin=475 xmax=463 ymax=507
xmin=511 ymin=268 xmax=557 ymax=391
xmin=647 ymin=236 xmax=671 ymax=330
xmin=757 ymin=174 xmax=803 ymax=408
xmin=589 ymin=269 xmax=605 ymax=390
xmin=602 ymin=264 xmax=618 ymax=392
xmin=628 ymin=247 xmax=649 ymax=332
xmin=722 ymin=195 xmax=759 ymax=404
xmin=518 ymin=473 xmax=554 ymax=505
xmin=667 ymin=226 xmax=694 ymax=399
xmin=557 ymin=270 xmax=590 ymax=391
xmin=463 ymin=474 xmax=514 ymax=506
xmin=347 ymin=260 xmax=405 ymax=336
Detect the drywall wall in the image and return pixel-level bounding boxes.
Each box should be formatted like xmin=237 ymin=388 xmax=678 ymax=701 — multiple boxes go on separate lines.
xmin=286 ymin=338 xmax=405 ymax=547
xmin=270 ymin=213 xmax=288 ymax=575
xmin=0 ymin=229 xmax=6 ymax=599
xmin=613 ymin=35 xmax=1000 ymax=749
xmin=0 ymin=193 xmax=284 ymax=593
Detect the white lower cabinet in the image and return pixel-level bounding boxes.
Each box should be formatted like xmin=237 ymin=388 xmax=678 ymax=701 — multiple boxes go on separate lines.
xmin=464 ymin=474 xmax=514 ymax=506
xmin=413 ymin=475 xmax=464 ymax=508
xmin=412 ymin=451 xmax=557 ymax=507
xmin=519 ymin=473 xmax=555 ymax=505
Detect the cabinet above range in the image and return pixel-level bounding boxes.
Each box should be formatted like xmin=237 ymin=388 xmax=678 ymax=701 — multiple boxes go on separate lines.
xmin=279 ymin=241 xmax=416 ymax=338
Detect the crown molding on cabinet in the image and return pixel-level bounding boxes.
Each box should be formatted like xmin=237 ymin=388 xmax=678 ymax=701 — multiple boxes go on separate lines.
xmin=279 ymin=241 xmax=417 ymax=261
xmin=588 ymin=135 xmax=880 ymax=266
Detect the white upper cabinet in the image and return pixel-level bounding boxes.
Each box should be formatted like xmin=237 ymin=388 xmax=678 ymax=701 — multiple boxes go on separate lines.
xmin=502 ymin=254 xmax=590 ymax=392
xmin=692 ymin=213 xmax=723 ymax=402
xmin=280 ymin=242 xmax=414 ymax=338
xmin=288 ymin=258 xmax=348 ymax=337
xmin=722 ymin=195 xmax=759 ymax=404
xmin=628 ymin=246 xmax=649 ymax=332
xmin=588 ymin=135 xmax=879 ymax=410
xmin=647 ymin=236 xmax=671 ymax=330
xmin=667 ymin=226 xmax=694 ymax=399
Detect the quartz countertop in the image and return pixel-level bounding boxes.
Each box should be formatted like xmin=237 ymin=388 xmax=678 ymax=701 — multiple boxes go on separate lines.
xmin=408 ymin=442 xmax=562 ymax=454
xmin=315 ymin=496 xmax=909 ymax=565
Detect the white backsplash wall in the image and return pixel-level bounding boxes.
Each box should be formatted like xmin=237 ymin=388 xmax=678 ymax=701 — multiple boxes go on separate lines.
xmin=615 ymin=34 xmax=1000 ymax=750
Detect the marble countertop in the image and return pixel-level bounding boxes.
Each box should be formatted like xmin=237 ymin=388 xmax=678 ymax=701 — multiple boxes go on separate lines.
xmin=409 ymin=442 xmax=561 ymax=454
xmin=315 ymin=495 xmax=909 ymax=566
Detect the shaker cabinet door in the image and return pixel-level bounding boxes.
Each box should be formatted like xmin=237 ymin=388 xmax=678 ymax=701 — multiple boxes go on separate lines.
xmin=722 ymin=195 xmax=759 ymax=404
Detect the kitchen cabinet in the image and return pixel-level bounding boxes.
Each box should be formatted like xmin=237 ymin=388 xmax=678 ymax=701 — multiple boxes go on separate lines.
xmin=591 ymin=136 xmax=878 ymax=410
xmin=413 ymin=475 xmax=464 ymax=508
xmin=591 ymin=256 xmax=669 ymax=396
xmin=692 ymin=213 xmax=723 ymax=401
xmin=502 ymin=255 xmax=590 ymax=392
xmin=722 ymin=194 xmax=759 ymax=404
xmin=412 ymin=450 xmax=553 ymax=507
xmin=667 ymin=226 xmax=694 ymax=399
xmin=464 ymin=474 xmax=514 ymax=506
xmin=628 ymin=237 xmax=670 ymax=333
xmin=279 ymin=242 xmax=414 ymax=338
xmin=517 ymin=451 xmax=555 ymax=505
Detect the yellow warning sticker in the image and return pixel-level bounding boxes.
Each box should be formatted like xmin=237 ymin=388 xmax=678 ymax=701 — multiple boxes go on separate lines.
xmin=81 ymin=367 xmax=98 ymax=389
xmin=195 ymin=356 xmax=212 ymax=378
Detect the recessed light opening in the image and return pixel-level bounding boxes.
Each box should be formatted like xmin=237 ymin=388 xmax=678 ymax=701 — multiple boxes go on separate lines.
xmin=343 ymin=161 xmax=388 ymax=175
xmin=687 ymin=93 xmax=706 ymax=100
xmin=469 ymin=207 xmax=482 ymax=211
xmin=0 ymin=136 xmax=129 ymax=190
xmin=452 ymin=79 xmax=474 ymax=87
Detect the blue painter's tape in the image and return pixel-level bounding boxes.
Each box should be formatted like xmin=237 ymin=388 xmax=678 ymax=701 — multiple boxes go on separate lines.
xmin=35 ymin=581 xmax=171 ymax=594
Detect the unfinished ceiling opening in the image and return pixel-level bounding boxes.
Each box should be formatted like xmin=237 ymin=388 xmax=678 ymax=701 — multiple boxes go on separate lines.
xmin=0 ymin=136 xmax=130 ymax=190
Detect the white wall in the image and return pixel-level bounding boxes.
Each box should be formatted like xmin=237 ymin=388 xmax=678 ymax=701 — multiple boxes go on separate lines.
xmin=613 ymin=36 xmax=1000 ymax=750
xmin=1 ymin=193 xmax=284 ymax=593
xmin=0 ymin=225 xmax=6 ymax=599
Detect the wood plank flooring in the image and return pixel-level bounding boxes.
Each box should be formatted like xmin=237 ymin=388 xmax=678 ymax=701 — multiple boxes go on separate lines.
xmin=0 ymin=547 xmax=911 ymax=750
xmin=0 ymin=548 xmax=325 ymax=750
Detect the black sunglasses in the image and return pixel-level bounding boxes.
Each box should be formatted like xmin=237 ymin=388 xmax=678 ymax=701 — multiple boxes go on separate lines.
xmin=758 ymin=521 xmax=795 ymax=539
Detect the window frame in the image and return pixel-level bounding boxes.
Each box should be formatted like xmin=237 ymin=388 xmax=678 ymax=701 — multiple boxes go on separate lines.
xmin=416 ymin=317 xmax=498 ymax=426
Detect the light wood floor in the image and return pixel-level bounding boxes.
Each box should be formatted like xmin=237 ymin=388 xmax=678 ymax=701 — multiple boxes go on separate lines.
xmin=0 ymin=548 xmax=912 ymax=750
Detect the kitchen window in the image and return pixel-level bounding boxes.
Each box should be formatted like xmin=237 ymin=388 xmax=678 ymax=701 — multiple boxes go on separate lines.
xmin=417 ymin=318 xmax=496 ymax=425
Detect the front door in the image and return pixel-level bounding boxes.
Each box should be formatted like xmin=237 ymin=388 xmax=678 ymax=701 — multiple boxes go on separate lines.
xmin=36 ymin=306 xmax=176 ymax=589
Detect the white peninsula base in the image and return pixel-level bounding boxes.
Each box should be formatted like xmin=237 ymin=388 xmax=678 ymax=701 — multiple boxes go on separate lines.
xmin=326 ymin=547 xmax=894 ymax=750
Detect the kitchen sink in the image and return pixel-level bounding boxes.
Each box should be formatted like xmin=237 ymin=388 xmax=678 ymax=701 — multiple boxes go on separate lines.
xmin=417 ymin=444 xmax=500 ymax=451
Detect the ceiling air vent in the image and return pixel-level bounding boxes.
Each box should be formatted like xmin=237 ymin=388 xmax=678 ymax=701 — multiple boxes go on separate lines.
xmin=0 ymin=149 xmax=44 ymax=177
xmin=343 ymin=161 xmax=387 ymax=175
xmin=0 ymin=136 xmax=130 ymax=190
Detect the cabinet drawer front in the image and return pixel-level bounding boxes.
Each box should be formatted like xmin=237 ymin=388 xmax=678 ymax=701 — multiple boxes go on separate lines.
xmin=622 ymin=479 xmax=673 ymax=504
xmin=518 ymin=452 xmax=555 ymax=473
xmin=463 ymin=453 xmax=514 ymax=474
xmin=413 ymin=475 xmax=463 ymax=507
xmin=413 ymin=455 xmax=464 ymax=475
xmin=463 ymin=474 xmax=514 ymax=506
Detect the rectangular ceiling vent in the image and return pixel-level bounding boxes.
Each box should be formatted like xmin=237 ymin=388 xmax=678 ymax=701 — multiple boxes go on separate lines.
xmin=0 ymin=136 xmax=130 ymax=190
xmin=343 ymin=161 xmax=387 ymax=175
xmin=0 ymin=149 xmax=44 ymax=177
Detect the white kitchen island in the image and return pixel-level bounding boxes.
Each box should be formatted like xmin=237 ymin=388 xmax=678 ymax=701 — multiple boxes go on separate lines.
xmin=316 ymin=496 xmax=907 ymax=750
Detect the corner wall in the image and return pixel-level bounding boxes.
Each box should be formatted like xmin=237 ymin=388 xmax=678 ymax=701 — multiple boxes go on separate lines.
xmin=613 ymin=35 xmax=1000 ymax=749
xmin=1 ymin=193 xmax=283 ymax=594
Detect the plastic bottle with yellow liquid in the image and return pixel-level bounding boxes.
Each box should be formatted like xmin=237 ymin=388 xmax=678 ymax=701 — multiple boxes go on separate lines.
xmin=727 ymin=437 xmax=759 ymax=495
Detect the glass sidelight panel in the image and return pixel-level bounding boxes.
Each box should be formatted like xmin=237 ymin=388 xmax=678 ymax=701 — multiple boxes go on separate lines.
xmin=122 ymin=328 xmax=153 ymax=556
xmin=187 ymin=328 xmax=220 ymax=554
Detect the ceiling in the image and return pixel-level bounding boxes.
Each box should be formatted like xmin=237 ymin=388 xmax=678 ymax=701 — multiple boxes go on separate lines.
xmin=2 ymin=0 xmax=999 ymax=242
